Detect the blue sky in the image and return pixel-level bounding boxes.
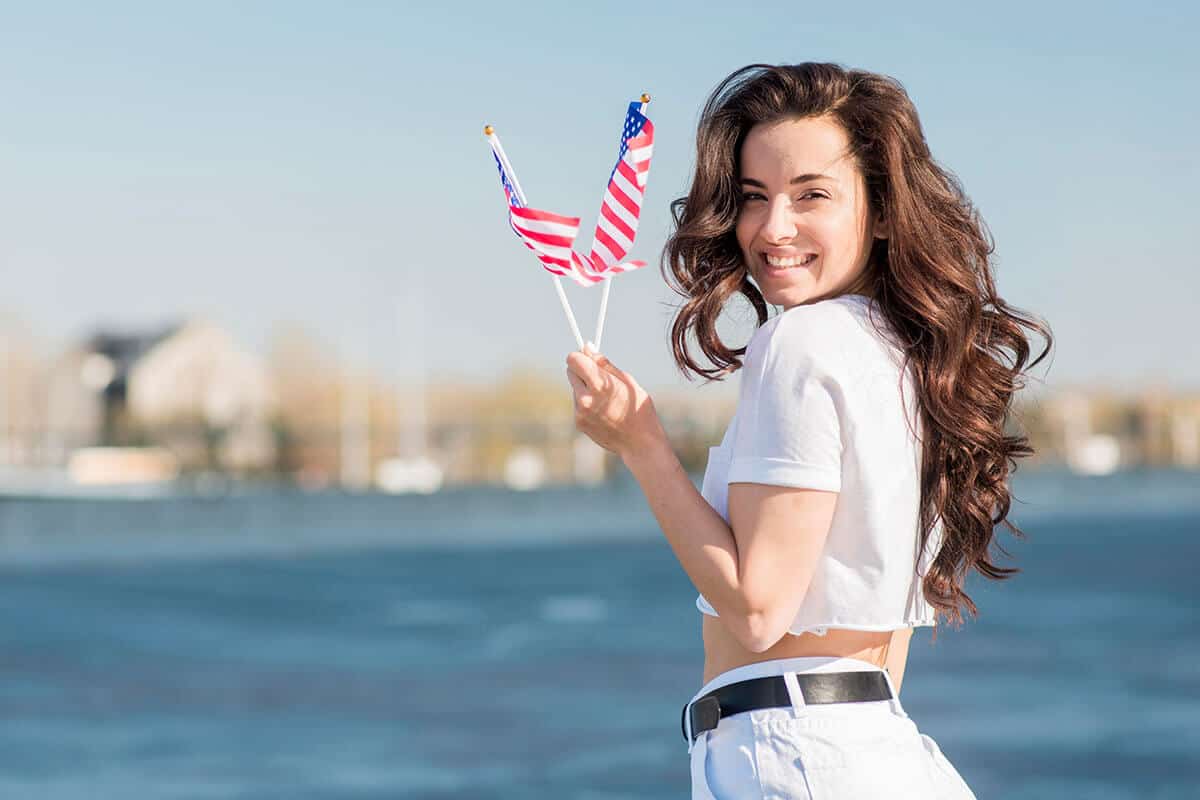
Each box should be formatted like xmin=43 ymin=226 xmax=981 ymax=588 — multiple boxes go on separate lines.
xmin=1 ymin=1 xmax=1196 ymax=395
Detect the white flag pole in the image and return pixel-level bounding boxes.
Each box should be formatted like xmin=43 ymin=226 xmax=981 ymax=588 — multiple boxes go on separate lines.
xmin=486 ymin=125 xmax=585 ymax=351
xmin=594 ymin=273 xmax=612 ymax=351
xmin=593 ymin=93 xmax=650 ymax=352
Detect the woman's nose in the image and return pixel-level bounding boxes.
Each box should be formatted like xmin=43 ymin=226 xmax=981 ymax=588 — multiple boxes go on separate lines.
xmin=761 ymin=197 xmax=797 ymax=243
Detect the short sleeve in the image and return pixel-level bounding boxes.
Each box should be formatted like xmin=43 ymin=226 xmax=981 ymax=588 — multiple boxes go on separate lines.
xmin=726 ymin=313 xmax=845 ymax=492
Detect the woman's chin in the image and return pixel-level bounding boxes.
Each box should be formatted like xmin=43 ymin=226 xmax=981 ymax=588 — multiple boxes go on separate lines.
xmin=750 ymin=271 xmax=818 ymax=308
xmin=765 ymin=286 xmax=814 ymax=309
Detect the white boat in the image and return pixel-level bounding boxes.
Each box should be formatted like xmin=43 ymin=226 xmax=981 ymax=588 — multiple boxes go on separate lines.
xmin=376 ymin=455 xmax=443 ymax=494
xmin=1066 ymin=434 xmax=1121 ymax=476
xmin=503 ymin=446 xmax=545 ymax=491
xmin=373 ymin=283 xmax=443 ymax=495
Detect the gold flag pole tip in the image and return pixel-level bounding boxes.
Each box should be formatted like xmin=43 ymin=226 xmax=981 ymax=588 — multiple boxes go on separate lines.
xmin=483 ymin=124 xmax=494 ymax=135
xmin=640 ymin=93 xmax=651 ymax=103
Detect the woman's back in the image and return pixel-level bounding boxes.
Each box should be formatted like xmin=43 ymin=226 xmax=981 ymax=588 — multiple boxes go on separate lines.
xmin=698 ymin=294 xmax=934 ymax=688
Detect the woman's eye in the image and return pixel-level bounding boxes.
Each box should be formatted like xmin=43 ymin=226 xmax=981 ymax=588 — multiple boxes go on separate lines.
xmin=739 ymin=192 xmax=826 ymax=203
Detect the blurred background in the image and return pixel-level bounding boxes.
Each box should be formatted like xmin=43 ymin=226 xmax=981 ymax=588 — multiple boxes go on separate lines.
xmin=2 ymin=2 xmax=1197 ymax=798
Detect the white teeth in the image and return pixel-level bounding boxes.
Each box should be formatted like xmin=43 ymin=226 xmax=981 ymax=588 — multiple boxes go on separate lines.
xmin=765 ymin=254 xmax=816 ymax=268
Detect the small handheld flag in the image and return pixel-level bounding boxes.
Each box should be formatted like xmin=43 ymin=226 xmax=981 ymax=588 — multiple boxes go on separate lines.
xmin=590 ymin=94 xmax=653 ymax=349
xmin=587 ymin=96 xmax=655 ymax=276
xmin=483 ymin=93 xmax=656 ymax=352
xmin=487 ymin=133 xmax=604 ymax=289
xmin=486 ymin=126 xmax=588 ymax=348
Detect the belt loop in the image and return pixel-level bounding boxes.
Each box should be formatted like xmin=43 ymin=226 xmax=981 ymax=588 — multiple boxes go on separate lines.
xmin=684 ymin=701 xmax=696 ymax=754
xmin=782 ymin=670 xmax=808 ymax=719
xmin=880 ymin=667 xmax=909 ymax=719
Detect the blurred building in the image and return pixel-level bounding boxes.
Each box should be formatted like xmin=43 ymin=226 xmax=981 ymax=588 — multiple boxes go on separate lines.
xmin=6 ymin=308 xmax=1200 ymax=489
xmin=1028 ymin=387 xmax=1200 ymax=474
xmin=0 ymin=314 xmax=48 ymax=467
xmin=41 ymin=319 xmax=278 ymax=474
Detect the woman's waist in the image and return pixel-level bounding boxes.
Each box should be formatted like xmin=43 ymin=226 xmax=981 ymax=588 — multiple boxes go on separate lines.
xmin=701 ymin=615 xmax=900 ymax=687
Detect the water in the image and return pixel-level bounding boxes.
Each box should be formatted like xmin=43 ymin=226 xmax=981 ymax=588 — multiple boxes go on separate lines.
xmin=1 ymin=468 xmax=1198 ymax=798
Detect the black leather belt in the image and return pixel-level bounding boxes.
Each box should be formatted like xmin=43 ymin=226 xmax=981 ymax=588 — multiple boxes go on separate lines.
xmin=682 ymin=670 xmax=893 ymax=744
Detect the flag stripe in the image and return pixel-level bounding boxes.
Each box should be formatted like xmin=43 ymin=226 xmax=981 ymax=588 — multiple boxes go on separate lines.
xmin=593 ymin=237 xmax=619 ymax=269
xmin=602 ymin=188 xmax=639 ymax=232
xmin=597 ymin=221 xmax=633 ymax=260
xmin=570 ymin=252 xmax=606 ymax=283
xmin=612 ymin=164 xmax=643 ymax=206
xmin=599 ymin=201 xmax=636 ymax=244
xmin=616 ymin=158 xmax=640 ymax=189
xmin=510 ymin=204 xmax=581 ymax=228
xmin=511 ymin=221 xmax=577 ymax=250
xmin=593 ymin=226 xmax=628 ymax=266
xmin=607 ymin=179 xmax=641 ymax=219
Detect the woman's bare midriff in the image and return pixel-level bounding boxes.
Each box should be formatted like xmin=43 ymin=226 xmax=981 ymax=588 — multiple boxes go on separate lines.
xmin=702 ymin=613 xmax=914 ymax=694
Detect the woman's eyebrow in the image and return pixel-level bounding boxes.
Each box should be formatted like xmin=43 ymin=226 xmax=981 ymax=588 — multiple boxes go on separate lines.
xmin=739 ymin=174 xmax=838 ymax=187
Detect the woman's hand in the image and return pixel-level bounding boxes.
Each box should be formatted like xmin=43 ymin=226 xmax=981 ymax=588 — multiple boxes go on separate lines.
xmin=565 ymin=344 xmax=668 ymax=461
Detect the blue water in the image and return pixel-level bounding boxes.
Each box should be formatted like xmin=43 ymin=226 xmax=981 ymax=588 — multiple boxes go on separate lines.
xmin=1 ymin=468 xmax=1198 ymax=799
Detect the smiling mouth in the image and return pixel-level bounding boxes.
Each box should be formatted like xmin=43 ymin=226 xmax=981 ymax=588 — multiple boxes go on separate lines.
xmin=761 ymin=253 xmax=817 ymax=270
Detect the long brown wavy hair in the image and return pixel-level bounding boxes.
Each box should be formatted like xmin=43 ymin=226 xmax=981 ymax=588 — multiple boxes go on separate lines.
xmin=663 ymin=62 xmax=1053 ymax=631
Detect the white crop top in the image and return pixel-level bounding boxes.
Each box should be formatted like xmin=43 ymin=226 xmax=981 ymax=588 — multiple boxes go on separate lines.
xmin=697 ymin=293 xmax=941 ymax=637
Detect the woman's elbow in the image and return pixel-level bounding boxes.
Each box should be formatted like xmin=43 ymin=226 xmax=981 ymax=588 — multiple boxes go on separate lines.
xmin=735 ymin=608 xmax=789 ymax=654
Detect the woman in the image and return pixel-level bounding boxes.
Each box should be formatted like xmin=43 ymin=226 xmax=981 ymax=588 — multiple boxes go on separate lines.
xmin=566 ymin=62 xmax=1051 ymax=799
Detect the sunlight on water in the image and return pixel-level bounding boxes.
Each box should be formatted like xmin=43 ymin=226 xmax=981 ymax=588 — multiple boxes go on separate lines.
xmin=1 ymin=468 xmax=1197 ymax=798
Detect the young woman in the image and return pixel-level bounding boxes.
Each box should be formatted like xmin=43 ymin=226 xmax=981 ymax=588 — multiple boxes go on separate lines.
xmin=566 ymin=62 xmax=1052 ymax=799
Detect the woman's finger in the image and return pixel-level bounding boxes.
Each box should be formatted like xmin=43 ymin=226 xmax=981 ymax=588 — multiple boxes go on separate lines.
xmin=566 ymin=351 xmax=605 ymax=393
xmin=566 ymin=370 xmax=589 ymax=397
xmin=566 ymin=372 xmax=598 ymax=416
xmin=591 ymin=351 xmax=634 ymax=385
xmin=592 ymin=353 xmax=623 ymax=381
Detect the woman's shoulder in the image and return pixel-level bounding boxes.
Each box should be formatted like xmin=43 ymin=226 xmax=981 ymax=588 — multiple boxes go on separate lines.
xmin=747 ymin=295 xmax=873 ymax=369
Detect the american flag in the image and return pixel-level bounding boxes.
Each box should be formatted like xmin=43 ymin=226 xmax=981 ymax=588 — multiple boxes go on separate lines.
xmin=583 ymin=101 xmax=654 ymax=274
xmin=486 ymin=99 xmax=654 ymax=286
xmin=488 ymin=143 xmax=604 ymax=287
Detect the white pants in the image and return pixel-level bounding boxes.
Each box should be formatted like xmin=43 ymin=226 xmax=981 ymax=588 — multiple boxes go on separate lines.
xmin=684 ymin=656 xmax=977 ymax=799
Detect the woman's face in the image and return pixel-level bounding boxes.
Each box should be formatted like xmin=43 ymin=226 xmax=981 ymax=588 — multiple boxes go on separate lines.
xmin=735 ymin=115 xmax=886 ymax=310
